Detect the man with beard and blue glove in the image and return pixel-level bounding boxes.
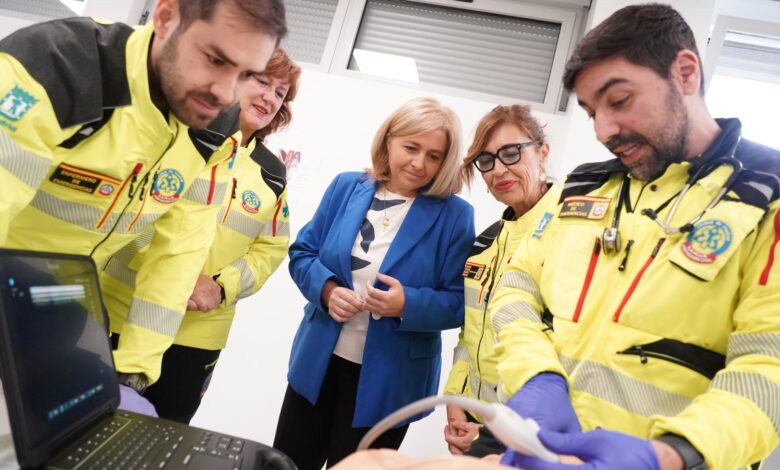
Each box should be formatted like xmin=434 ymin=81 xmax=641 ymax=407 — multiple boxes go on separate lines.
xmin=490 ymin=3 xmax=780 ymax=470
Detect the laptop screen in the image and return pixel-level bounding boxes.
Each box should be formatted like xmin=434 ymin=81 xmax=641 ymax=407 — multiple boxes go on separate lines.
xmin=0 ymin=250 xmax=118 ymax=461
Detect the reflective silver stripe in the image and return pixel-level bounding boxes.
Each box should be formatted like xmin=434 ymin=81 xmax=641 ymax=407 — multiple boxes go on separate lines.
xmin=492 ymin=301 xmax=540 ymax=336
xmin=560 ymin=355 xmax=693 ymax=417
xmin=113 ymin=229 xmax=154 ymax=265
xmin=745 ymin=181 xmax=774 ymax=203
xmin=103 ymin=258 xmax=137 ymax=286
xmin=126 ymin=298 xmax=183 ymax=337
xmin=727 ymin=333 xmax=780 ymax=364
xmin=712 ymin=371 xmax=780 ymax=435
xmin=469 ymin=368 xmax=499 ymax=403
xmin=29 ymin=191 xmax=110 ymax=232
xmin=0 ymin=130 xmax=50 ymax=187
xmin=275 ymin=220 xmax=290 ymax=238
xmin=464 ymin=286 xmax=483 ymax=310
xmin=231 ymin=258 xmax=257 ymax=299
xmin=453 ymin=344 xmax=470 ymax=363
xmin=223 ymin=210 xmax=263 ymax=238
xmin=496 ymin=271 xmax=542 ymax=305
xmin=183 ymin=178 xmax=228 ymax=205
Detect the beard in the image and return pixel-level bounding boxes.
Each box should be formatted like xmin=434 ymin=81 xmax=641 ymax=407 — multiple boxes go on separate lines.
xmin=607 ymin=82 xmax=689 ymax=181
xmin=156 ymin=31 xmax=230 ymax=129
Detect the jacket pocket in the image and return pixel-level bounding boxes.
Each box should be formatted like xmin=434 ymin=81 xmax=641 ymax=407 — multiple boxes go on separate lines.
xmin=617 ymin=338 xmax=725 ymax=379
xmin=542 ymin=221 xmax=603 ymax=322
xmin=668 ymin=201 xmax=764 ymax=281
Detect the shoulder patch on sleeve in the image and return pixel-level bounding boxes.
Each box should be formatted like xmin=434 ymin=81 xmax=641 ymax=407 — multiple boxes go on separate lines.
xmin=0 ymin=18 xmax=133 ymax=129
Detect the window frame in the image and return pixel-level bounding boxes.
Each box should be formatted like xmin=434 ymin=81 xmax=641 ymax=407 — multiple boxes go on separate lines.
xmin=704 ymin=15 xmax=780 ymax=92
xmin=293 ymin=0 xmax=585 ymax=113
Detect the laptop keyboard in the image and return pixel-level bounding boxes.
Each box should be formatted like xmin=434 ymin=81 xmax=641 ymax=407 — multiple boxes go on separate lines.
xmin=51 ymin=415 xmax=247 ymax=470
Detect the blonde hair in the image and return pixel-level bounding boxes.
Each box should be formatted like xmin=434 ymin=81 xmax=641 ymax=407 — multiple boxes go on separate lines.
xmin=462 ymin=104 xmax=547 ymax=187
xmin=369 ymin=97 xmax=463 ymax=198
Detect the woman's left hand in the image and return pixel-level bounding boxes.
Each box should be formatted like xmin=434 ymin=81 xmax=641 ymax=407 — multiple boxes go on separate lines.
xmin=365 ymin=273 xmax=405 ymax=318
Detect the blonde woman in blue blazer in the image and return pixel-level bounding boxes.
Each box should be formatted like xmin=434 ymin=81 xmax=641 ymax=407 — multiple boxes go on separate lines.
xmin=274 ymin=97 xmax=475 ymax=469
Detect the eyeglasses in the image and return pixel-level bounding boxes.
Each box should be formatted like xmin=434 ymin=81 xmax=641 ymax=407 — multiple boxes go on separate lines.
xmin=472 ymin=140 xmax=541 ymax=173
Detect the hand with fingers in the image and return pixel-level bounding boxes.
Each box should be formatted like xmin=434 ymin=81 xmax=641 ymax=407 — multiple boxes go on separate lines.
xmin=186 ymin=274 xmax=223 ymax=312
xmin=364 ymin=272 xmax=405 ymax=318
xmin=322 ymin=279 xmax=366 ymax=322
xmin=443 ymin=404 xmax=482 ymax=455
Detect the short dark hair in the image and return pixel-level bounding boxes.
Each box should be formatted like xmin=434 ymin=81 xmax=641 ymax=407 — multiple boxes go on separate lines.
xmin=563 ymin=3 xmax=702 ymax=93
xmin=178 ymin=0 xmax=287 ymax=42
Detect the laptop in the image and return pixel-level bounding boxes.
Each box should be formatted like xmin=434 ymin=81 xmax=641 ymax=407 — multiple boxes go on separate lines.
xmin=0 ymin=248 xmax=295 ymax=470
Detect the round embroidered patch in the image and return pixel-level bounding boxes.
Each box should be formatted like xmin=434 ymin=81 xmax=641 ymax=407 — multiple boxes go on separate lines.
xmin=241 ymin=190 xmax=261 ymax=213
xmin=681 ymin=220 xmax=732 ymax=264
xmin=151 ymin=169 xmax=185 ymax=204
xmin=98 ymin=183 xmax=115 ymax=196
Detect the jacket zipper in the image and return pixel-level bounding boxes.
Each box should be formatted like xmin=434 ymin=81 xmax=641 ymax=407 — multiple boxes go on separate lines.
xmin=572 ymin=237 xmax=601 ymax=323
xmin=96 ymin=163 xmax=142 ymax=230
xmin=206 ymin=165 xmax=218 ymax=205
xmin=126 ymin=162 xmax=161 ymax=232
xmin=221 ymin=177 xmax=238 ymax=224
xmin=618 ymin=346 xmax=715 ymax=378
xmin=90 ymin=130 xmax=176 ymax=263
xmin=613 ymin=238 xmax=666 ymax=322
xmin=759 ymin=210 xmax=780 ymax=286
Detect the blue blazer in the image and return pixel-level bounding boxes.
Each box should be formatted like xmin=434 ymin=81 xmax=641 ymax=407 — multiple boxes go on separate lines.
xmin=287 ymin=172 xmax=475 ymax=427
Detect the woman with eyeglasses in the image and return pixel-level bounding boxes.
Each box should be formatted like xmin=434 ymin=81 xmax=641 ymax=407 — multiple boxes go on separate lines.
xmin=443 ymin=104 xmax=561 ymax=457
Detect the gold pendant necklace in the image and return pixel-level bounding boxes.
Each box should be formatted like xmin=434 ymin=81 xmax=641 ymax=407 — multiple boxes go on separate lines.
xmin=382 ymin=186 xmax=391 ymax=227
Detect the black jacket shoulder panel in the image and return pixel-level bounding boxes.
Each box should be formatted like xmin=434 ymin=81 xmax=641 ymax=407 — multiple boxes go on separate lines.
xmin=188 ymin=105 xmax=241 ymax=162
xmin=561 ymin=159 xmax=626 ymax=202
xmin=470 ymin=220 xmax=502 ymax=257
xmin=732 ymin=138 xmax=780 ymax=210
xmin=252 ymin=142 xmax=286 ymax=200
xmin=0 ymin=17 xmax=133 ymax=129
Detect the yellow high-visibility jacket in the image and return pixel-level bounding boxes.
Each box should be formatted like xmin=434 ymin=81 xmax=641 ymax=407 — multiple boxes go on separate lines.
xmin=0 ymin=19 xmax=239 ymax=383
xmin=444 ymin=187 xmax=559 ymax=421
xmin=101 ymin=138 xmax=290 ymax=357
xmin=490 ymin=119 xmax=780 ymax=469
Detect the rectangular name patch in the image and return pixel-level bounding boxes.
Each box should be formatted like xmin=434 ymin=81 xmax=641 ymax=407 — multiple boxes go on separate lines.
xmin=463 ymin=262 xmax=486 ymax=280
xmin=50 ymin=163 xmax=121 ymax=197
xmin=560 ymin=196 xmax=610 ymax=220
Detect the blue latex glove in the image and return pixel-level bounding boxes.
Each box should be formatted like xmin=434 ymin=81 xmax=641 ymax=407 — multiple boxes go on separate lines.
xmin=500 ymin=373 xmax=580 ymax=466
xmin=504 ymin=429 xmax=660 ymax=470
xmin=118 ymin=385 xmax=158 ymax=417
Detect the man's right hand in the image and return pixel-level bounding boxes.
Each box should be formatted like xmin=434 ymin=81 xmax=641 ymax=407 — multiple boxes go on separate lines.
xmin=322 ymin=280 xmax=365 ymax=322
xmin=444 ymin=404 xmax=481 ymax=455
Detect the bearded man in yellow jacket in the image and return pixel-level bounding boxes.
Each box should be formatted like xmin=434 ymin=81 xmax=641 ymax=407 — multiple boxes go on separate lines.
xmin=492 ymin=4 xmax=780 ymax=470
xmin=0 ymin=0 xmax=286 ymax=412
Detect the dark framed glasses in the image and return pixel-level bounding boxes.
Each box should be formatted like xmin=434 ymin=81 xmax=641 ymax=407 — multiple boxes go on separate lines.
xmin=472 ymin=140 xmax=541 ymax=173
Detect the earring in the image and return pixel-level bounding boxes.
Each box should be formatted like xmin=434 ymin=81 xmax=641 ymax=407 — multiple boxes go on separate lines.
xmin=539 ymin=171 xmax=547 ymax=183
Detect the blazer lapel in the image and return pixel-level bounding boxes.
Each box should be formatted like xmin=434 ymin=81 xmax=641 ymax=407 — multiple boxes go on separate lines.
xmin=337 ymin=177 xmax=376 ymax=287
xmin=379 ymin=194 xmax=444 ymax=275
